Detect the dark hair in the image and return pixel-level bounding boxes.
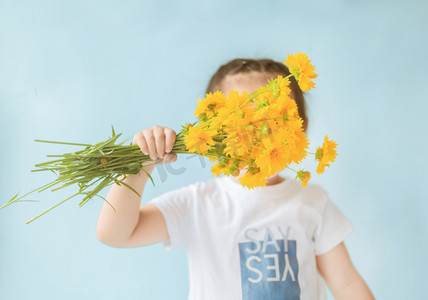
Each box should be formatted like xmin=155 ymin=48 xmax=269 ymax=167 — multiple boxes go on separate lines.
xmin=206 ymin=58 xmax=308 ymax=131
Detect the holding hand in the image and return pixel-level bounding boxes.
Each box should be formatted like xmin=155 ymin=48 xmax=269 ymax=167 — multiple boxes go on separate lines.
xmin=132 ymin=125 xmax=178 ymax=164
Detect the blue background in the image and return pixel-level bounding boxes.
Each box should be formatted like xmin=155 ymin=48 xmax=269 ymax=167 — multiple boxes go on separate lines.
xmin=1 ymin=0 xmax=427 ymax=299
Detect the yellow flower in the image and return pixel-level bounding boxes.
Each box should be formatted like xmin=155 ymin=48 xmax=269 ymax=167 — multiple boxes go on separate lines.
xmin=253 ymin=90 xmax=275 ymax=120
xmin=255 ymin=140 xmax=290 ymax=177
xmin=238 ymin=168 xmax=267 ymax=190
xmin=223 ymin=128 xmax=253 ymax=157
xmin=211 ymin=161 xmax=230 ymax=177
xmin=270 ymin=94 xmax=299 ymax=122
xmin=194 ymin=91 xmax=227 ymax=118
xmin=290 ymin=131 xmax=309 ymax=164
xmin=208 ymin=90 xmax=252 ymax=129
xmin=266 ymin=75 xmax=292 ymax=99
xmin=277 ymin=75 xmax=292 ymax=97
xmin=283 ymin=52 xmax=318 ymax=92
xmin=276 ymin=118 xmax=309 ymax=164
xmin=295 ymin=170 xmax=311 ymax=187
xmin=184 ymin=125 xmax=217 ymax=154
xmin=245 ymin=143 xmax=263 ymax=163
xmin=223 ymin=90 xmax=249 ymax=113
xmin=315 ymin=135 xmax=338 ymax=174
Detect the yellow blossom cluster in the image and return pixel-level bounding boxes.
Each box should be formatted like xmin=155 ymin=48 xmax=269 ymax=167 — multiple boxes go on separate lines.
xmin=183 ymin=53 xmax=337 ymax=189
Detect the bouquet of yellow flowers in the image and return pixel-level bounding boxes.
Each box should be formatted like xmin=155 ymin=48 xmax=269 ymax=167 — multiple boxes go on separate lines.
xmin=1 ymin=52 xmax=337 ymax=224
xmin=184 ymin=52 xmax=337 ymax=188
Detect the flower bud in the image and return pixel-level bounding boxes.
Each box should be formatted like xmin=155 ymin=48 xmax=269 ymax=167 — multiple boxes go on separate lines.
xmin=232 ymin=169 xmax=240 ymax=177
xmin=198 ymin=113 xmax=208 ymax=122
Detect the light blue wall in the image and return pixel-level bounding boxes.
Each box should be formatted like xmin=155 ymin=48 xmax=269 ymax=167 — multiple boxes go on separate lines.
xmin=1 ymin=0 xmax=427 ymax=299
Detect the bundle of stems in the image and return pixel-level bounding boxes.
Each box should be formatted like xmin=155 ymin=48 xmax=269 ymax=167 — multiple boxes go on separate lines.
xmin=0 ymin=127 xmax=189 ymax=224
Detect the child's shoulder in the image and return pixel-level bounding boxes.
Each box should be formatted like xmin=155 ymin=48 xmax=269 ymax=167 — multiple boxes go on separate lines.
xmin=184 ymin=177 xmax=220 ymax=195
xmin=294 ymin=181 xmax=332 ymax=211
xmin=299 ymin=181 xmax=329 ymax=197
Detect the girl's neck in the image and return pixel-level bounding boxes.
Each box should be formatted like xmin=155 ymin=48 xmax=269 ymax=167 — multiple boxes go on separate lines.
xmin=266 ymin=175 xmax=285 ymax=186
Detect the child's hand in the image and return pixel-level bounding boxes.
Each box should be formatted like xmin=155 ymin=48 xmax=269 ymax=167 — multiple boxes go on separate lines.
xmin=132 ymin=125 xmax=178 ymax=163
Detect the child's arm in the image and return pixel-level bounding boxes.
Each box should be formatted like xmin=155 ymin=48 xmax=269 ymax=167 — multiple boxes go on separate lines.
xmin=316 ymin=242 xmax=375 ymax=299
xmin=96 ymin=125 xmax=177 ymax=248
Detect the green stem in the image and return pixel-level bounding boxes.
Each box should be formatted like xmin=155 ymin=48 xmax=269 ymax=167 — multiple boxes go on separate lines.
xmin=285 ymin=166 xmax=298 ymax=173
xmin=251 ymin=144 xmax=265 ymax=151
xmin=35 ymin=139 xmax=92 ymax=147
xmin=202 ymin=116 xmax=283 ymax=132
xmin=203 ymin=125 xmax=260 ymax=131
xmin=25 ymin=191 xmax=81 ymax=224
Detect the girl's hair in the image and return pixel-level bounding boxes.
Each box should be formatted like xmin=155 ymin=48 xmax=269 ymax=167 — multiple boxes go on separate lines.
xmin=206 ymin=58 xmax=308 ymax=131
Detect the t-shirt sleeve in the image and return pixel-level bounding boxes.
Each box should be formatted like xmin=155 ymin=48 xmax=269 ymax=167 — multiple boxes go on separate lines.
xmin=314 ymin=197 xmax=355 ymax=255
xmin=147 ymin=184 xmax=195 ymax=250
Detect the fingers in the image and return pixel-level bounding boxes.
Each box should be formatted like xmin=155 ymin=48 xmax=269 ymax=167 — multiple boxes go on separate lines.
xmin=132 ymin=132 xmax=149 ymax=156
xmin=133 ymin=126 xmax=177 ymax=163
xmin=133 ymin=129 xmax=156 ymax=160
xmin=164 ymin=128 xmax=176 ymax=153
xmin=146 ymin=134 xmax=157 ymax=161
xmin=163 ymin=153 xmax=177 ymax=163
xmin=153 ymin=125 xmax=165 ymax=159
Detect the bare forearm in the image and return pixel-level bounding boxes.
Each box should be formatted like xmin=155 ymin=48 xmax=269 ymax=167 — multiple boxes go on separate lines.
xmin=96 ymin=125 xmax=177 ymax=246
xmin=333 ymin=275 xmax=375 ymax=300
xmin=96 ymin=164 xmax=155 ymax=245
xmin=317 ymin=243 xmax=375 ymax=300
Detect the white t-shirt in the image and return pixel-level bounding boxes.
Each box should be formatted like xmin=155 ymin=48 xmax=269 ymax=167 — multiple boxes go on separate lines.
xmin=148 ymin=175 xmax=354 ymax=300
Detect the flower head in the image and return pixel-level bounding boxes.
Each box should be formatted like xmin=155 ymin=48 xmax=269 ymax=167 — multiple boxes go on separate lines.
xmin=270 ymin=94 xmax=299 ymax=122
xmin=194 ymin=91 xmax=227 ymax=118
xmin=255 ymin=139 xmax=290 ymax=177
xmin=295 ymin=170 xmax=311 ymax=187
xmin=211 ymin=160 xmax=231 ymax=177
xmin=267 ymin=75 xmax=292 ymax=99
xmin=283 ymin=53 xmax=317 ymax=92
xmin=209 ymin=90 xmax=252 ymax=128
xmin=238 ymin=167 xmax=267 ymax=190
xmin=223 ymin=127 xmax=253 ymax=157
xmin=184 ymin=125 xmax=217 ymax=154
xmin=315 ymin=135 xmax=338 ymax=174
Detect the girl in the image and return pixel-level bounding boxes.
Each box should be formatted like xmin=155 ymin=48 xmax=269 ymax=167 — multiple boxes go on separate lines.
xmin=96 ymin=58 xmax=375 ymax=299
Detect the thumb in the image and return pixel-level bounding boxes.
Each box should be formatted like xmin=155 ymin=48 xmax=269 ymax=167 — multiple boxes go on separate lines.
xmin=163 ymin=153 xmax=177 ymax=163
